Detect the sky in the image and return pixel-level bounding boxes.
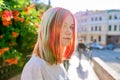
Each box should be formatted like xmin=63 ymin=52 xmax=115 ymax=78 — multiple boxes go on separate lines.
xmin=50 ymin=0 xmax=120 ymax=13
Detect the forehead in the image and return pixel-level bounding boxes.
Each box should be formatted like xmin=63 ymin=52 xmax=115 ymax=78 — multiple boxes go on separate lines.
xmin=64 ymin=14 xmax=74 ymax=24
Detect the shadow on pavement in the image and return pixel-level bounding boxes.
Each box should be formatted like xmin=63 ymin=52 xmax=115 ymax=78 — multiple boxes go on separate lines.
xmin=77 ymin=64 xmax=88 ymax=80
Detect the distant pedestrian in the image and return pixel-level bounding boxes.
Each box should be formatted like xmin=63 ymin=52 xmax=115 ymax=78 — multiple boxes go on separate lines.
xmin=84 ymin=47 xmax=93 ymax=64
xmin=77 ymin=42 xmax=86 ymax=62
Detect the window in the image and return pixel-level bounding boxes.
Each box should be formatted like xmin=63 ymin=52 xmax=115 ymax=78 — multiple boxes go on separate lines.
xmin=91 ymin=17 xmax=94 ymax=21
xmin=95 ymin=26 xmax=97 ymax=31
xmin=91 ymin=36 xmax=93 ymax=41
xmin=114 ymin=25 xmax=117 ymax=31
xmin=98 ymin=36 xmax=101 ymax=42
xmin=114 ymin=15 xmax=117 ymax=19
xmin=95 ymin=17 xmax=97 ymax=21
xmin=109 ymin=25 xmax=112 ymax=31
xmin=91 ymin=26 xmax=93 ymax=31
xmin=119 ymin=25 xmax=120 ymax=31
xmin=99 ymin=26 xmax=101 ymax=31
xmin=109 ymin=15 xmax=112 ymax=20
xmin=84 ymin=36 xmax=86 ymax=41
xmin=99 ymin=17 xmax=102 ymax=21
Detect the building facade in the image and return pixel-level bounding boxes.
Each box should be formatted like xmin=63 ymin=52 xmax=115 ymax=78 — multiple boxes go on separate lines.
xmin=75 ymin=10 xmax=120 ymax=46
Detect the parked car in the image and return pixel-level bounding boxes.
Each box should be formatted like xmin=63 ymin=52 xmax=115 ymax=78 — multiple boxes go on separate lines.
xmin=106 ymin=44 xmax=115 ymax=50
xmin=90 ymin=43 xmax=104 ymax=50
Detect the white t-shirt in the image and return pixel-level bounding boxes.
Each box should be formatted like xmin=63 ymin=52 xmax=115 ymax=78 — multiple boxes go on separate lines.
xmin=21 ymin=54 xmax=69 ymax=80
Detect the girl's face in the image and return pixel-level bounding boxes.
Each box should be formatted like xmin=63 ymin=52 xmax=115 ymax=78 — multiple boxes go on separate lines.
xmin=60 ymin=14 xmax=74 ymax=47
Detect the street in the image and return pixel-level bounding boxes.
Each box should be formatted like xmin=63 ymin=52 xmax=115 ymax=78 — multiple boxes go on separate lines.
xmin=92 ymin=49 xmax=120 ymax=74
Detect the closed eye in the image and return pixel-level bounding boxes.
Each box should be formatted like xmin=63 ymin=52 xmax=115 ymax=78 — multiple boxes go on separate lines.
xmin=64 ymin=23 xmax=67 ymax=27
xmin=70 ymin=24 xmax=74 ymax=30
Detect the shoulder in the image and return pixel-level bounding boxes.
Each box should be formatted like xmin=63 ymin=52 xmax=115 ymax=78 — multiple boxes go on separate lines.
xmin=21 ymin=54 xmax=47 ymax=76
xmin=25 ymin=54 xmax=45 ymax=69
xmin=21 ymin=55 xmax=44 ymax=80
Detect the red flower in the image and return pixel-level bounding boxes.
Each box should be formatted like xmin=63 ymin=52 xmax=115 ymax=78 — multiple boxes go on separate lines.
xmin=2 ymin=20 xmax=12 ymax=26
xmin=12 ymin=10 xmax=24 ymax=22
xmin=5 ymin=58 xmax=18 ymax=65
xmin=34 ymin=22 xmax=40 ymax=28
xmin=0 ymin=47 xmax=9 ymax=56
xmin=3 ymin=47 xmax=9 ymax=52
xmin=37 ymin=14 xmax=42 ymax=20
xmin=9 ymin=42 xmax=16 ymax=46
xmin=2 ymin=10 xmax=13 ymax=21
xmin=0 ymin=35 xmax=3 ymax=39
xmin=14 ymin=17 xmax=24 ymax=22
xmin=24 ymin=7 xmax=30 ymax=15
xmin=2 ymin=10 xmax=13 ymax=26
xmin=0 ymin=49 xmax=4 ymax=56
xmin=29 ymin=4 xmax=35 ymax=9
xmin=12 ymin=10 xmax=19 ymax=18
xmin=12 ymin=32 xmax=19 ymax=38
xmin=40 ymin=9 xmax=44 ymax=15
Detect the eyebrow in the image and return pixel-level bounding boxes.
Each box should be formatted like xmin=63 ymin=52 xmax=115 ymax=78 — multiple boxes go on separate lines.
xmin=71 ymin=24 xmax=74 ymax=26
xmin=64 ymin=23 xmax=75 ymax=26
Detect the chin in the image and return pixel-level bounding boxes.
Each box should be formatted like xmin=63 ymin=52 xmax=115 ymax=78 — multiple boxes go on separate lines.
xmin=63 ymin=42 xmax=70 ymax=46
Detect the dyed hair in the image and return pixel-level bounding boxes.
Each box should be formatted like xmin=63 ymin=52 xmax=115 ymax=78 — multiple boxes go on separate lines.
xmin=33 ymin=7 xmax=77 ymax=64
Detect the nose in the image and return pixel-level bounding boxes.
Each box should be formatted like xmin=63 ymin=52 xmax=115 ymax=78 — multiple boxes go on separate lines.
xmin=65 ymin=27 xmax=72 ymax=35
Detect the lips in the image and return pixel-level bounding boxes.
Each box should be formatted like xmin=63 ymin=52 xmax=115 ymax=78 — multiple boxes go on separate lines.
xmin=63 ymin=37 xmax=71 ymax=40
xmin=64 ymin=38 xmax=71 ymax=39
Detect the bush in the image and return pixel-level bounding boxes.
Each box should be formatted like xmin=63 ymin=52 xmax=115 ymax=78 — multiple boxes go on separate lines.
xmin=0 ymin=0 xmax=46 ymax=67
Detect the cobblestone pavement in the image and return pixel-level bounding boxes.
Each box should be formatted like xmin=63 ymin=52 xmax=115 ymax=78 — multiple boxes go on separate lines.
xmin=8 ymin=74 xmax=21 ymax=80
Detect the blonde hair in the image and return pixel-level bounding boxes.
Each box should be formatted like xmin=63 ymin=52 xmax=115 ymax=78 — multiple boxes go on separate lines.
xmin=33 ymin=7 xmax=77 ymax=64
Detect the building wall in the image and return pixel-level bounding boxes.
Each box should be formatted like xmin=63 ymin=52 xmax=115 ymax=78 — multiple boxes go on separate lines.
xmin=75 ymin=10 xmax=120 ymax=46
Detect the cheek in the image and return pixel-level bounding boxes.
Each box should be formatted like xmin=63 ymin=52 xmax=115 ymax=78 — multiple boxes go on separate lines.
xmin=60 ymin=37 xmax=72 ymax=46
xmin=62 ymin=40 xmax=71 ymax=46
xmin=60 ymin=28 xmax=73 ymax=46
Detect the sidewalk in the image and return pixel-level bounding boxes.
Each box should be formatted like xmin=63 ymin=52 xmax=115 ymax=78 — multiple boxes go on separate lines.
xmin=68 ymin=51 xmax=99 ymax=80
xmin=114 ymin=48 xmax=120 ymax=52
